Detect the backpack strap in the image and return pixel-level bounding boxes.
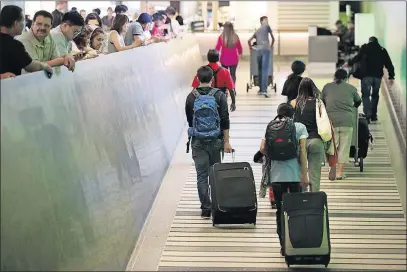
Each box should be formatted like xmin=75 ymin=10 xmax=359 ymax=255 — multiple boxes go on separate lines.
xmin=207 ymin=65 xmax=222 ymax=87
xmin=208 ymin=88 xmax=219 ymax=97
xmin=192 ymin=88 xmax=200 ymax=98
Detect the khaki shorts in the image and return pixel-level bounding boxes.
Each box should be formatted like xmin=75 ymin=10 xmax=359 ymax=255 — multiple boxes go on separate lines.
xmin=334 ymin=126 xmax=354 ymax=164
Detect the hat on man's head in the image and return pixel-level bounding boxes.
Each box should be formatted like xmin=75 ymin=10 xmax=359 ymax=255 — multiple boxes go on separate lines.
xmin=137 ymin=13 xmax=152 ymax=24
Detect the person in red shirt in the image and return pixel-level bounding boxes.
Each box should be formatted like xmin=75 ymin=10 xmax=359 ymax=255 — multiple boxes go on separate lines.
xmin=151 ymin=13 xmax=165 ymax=37
xmin=192 ymin=49 xmax=236 ymax=111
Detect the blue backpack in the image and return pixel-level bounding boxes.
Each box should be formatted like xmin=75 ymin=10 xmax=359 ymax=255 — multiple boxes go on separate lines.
xmin=188 ymin=88 xmax=221 ymax=139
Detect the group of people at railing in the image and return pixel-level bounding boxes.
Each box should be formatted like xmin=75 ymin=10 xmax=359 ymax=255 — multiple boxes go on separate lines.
xmin=0 ymin=4 xmax=184 ymax=80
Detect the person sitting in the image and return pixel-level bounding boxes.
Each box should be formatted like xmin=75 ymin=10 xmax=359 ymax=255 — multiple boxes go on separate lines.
xmin=16 ymin=10 xmax=75 ymax=71
xmin=322 ymin=69 xmax=362 ymax=180
xmin=281 ymin=60 xmax=306 ymax=102
xmin=72 ymin=25 xmax=98 ymax=61
xmin=191 ymin=49 xmax=236 ymax=112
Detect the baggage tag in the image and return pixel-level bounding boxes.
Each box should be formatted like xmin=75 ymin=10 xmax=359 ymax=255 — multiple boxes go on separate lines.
xmin=55 ymin=66 xmax=61 ymax=76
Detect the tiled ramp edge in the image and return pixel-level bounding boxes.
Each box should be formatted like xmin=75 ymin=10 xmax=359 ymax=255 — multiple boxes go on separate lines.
xmin=158 ymin=76 xmax=406 ymax=271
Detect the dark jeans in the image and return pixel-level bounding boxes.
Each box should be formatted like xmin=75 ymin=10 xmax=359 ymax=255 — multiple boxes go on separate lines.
xmin=222 ymin=64 xmax=237 ymax=84
xmin=271 ymin=182 xmax=301 ymax=247
xmin=256 ymin=48 xmax=271 ymax=93
xmin=361 ymin=77 xmax=382 ymax=118
xmin=191 ymin=138 xmax=223 ymax=212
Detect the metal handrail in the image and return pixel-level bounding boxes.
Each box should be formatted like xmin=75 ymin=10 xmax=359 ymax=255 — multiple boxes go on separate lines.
xmin=381 ymin=75 xmax=406 ymax=156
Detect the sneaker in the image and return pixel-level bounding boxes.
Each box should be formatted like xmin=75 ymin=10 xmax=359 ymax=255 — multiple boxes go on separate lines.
xmin=201 ymin=210 xmax=211 ymax=219
xmin=264 ymin=93 xmax=270 ymax=98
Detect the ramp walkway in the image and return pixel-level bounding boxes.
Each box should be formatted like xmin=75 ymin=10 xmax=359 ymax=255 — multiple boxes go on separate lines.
xmin=128 ymin=62 xmax=406 ymax=271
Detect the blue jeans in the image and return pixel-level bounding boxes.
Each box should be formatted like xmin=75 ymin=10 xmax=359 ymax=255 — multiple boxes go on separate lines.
xmin=191 ymin=138 xmax=223 ymax=212
xmin=256 ymin=48 xmax=271 ymax=93
xmin=361 ymin=77 xmax=382 ymax=118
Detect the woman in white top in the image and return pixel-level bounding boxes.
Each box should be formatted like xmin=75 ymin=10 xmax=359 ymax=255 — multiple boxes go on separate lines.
xmin=108 ymin=14 xmax=140 ymax=54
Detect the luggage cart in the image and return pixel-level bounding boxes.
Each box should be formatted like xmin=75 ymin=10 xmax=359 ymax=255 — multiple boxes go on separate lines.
xmin=246 ymin=47 xmax=277 ymax=93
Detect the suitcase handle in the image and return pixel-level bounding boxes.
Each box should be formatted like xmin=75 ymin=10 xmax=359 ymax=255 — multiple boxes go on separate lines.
xmin=302 ymin=184 xmax=311 ymax=193
xmin=221 ymin=149 xmax=235 ymax=162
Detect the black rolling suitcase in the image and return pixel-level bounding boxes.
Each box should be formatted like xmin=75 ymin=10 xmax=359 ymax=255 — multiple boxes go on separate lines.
xmin=350 ymin=113 xmax=374 ymax=172
xmin=209 ymin=150 xmax=257 ymax=226
xmin=282 ymin=191 xmax=331 ymax=268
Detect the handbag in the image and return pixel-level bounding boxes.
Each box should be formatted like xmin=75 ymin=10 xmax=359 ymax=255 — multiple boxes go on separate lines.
xmin=316 ymin=98 xmax=332 ymax=142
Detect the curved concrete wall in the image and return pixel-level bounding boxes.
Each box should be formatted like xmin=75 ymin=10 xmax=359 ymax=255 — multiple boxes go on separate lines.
xmin=0 ymin=37 xmax=201 ymax=271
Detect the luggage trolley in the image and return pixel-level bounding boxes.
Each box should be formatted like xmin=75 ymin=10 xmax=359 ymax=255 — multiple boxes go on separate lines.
xmin=246 ymin=46 xmax=277 ymax=93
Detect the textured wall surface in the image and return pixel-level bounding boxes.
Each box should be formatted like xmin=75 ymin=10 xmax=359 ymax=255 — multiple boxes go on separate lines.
xmin=1 ymin=36 xmax=201 ymax=271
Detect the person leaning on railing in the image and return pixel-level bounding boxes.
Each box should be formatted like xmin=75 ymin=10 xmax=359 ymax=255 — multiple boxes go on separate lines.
xmin=16 ymin=10 xmax=76 ymax=72
xmin=72 ymin=25 xmax=98 ymax=61
xmin=107 ymin=14 xmax=140 ymax=54
xmin=0 ymin=5 xmax=53 ymax=80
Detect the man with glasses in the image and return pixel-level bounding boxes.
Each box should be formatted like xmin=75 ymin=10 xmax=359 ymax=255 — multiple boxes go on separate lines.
xmin=0 ymin=5 xmax=53 ymax=79
xmin=51 ymin=11 xmax=84 ymax=57
xmin=17 ymin=10 xmax=75 ymax=72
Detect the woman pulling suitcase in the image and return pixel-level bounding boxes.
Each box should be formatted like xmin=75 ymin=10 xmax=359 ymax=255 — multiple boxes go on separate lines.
xmin=258 ymin=103 xmax=309 ymax=256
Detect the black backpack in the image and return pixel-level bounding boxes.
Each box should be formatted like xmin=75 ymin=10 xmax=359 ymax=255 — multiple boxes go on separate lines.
xmin=265 ymin=116 xmax=297 ymax=161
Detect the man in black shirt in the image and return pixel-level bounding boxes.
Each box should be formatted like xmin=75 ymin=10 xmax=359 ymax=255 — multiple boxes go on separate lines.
xmin=0 ymin=5 xmax=53 ymax=80
xmin=347 ymin=37 xmax=395 ymax=121
xmin=185 ymin=66 xmax=233 ymax=219
xmin=52 ymin=1 xmax=67 ymax=28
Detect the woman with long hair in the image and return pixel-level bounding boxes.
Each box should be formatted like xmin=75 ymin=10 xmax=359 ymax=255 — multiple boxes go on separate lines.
xmin=322 ymin=69 xmax=361 ymax=180
xmin=72 ymin=25 xmax=98 ymax=60
xmin=290 ymin=77 xmax=325 ymax=192
xmin=216 ymin=22 xmax=242 ymax=84
xmin=108 ymin=14 xmax=140 ymax=53
xmin=89 ymin=27 xmax=106 ymax=53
